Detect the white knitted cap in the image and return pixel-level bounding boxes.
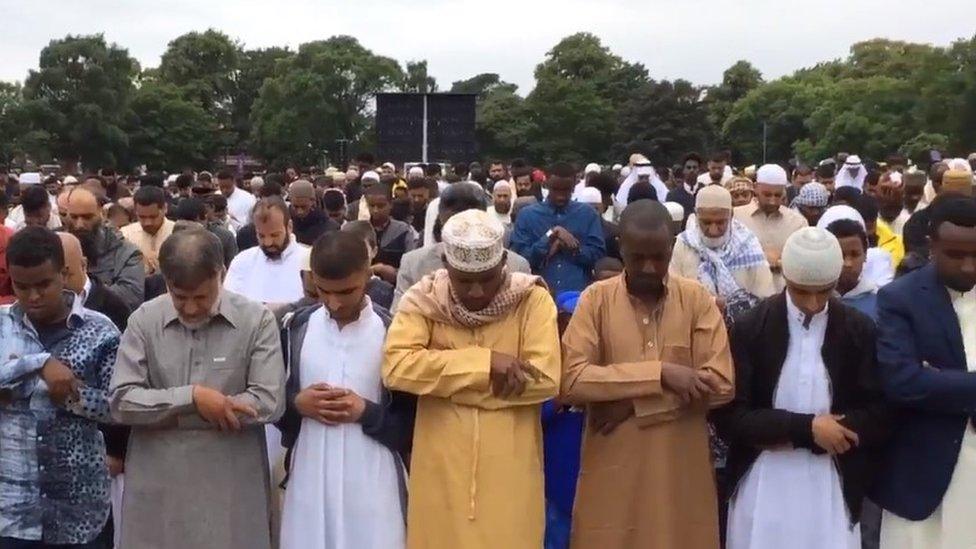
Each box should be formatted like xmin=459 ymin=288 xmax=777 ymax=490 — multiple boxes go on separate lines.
xmin=782 ymin=227 xmax=843 ymax=286
xmin=664 ymin=201 xmax=685 ymax=222
xmin=756 ymin=164 xmax=788 ymax=186
xmin=695 ymin=184 xmax=732 ymax=210
xmin=584 ymin=163 xmax=601 ymax=175
xmin=577 ymin=187 xmax=603 ymax=205
xmin=441 ymin=209 xmax=506 ymax=273
xmin=815 ymin=205 xmax=865 ymax=231
xmin=407 ymin=166 xmax=424 ymax=178
xmin=362 ymin=170 xmax=380 ymax=182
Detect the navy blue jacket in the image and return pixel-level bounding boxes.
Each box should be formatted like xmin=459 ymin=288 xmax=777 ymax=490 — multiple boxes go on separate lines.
xmin=872 ymin=263 xmax=976 ymax=520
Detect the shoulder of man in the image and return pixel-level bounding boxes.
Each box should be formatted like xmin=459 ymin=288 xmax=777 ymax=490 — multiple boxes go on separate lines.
xmin=370 ymin=302 xmax=394 ymax=329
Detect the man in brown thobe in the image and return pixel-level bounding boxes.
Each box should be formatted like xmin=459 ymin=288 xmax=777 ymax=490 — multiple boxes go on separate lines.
xmin=561 ymin=199 xmax=734 ymax=549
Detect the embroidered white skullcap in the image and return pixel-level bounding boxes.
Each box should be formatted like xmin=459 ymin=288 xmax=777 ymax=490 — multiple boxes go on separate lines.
xmin=584 ymin=163 xmax=601 ymax=175
xmin=362 ymin=170 xmax=380 ymax=182
xmin=782 ymin=227 xmax=843 ymax=286
xmin=250 ymin=176 xmax=265 ymax=189
xmin=407 ymin=166 xmax=424 ymax=178
xmin=577 ymin=186 xmax=603 ymax=205
xmin=18 ymin=172 xmax=41 ymax=185
xmin=845 ymin=155 xmax=862 ymax=166
xmin=816 ymin=205 xmax=865 ymax=231
xmin=756 ymin=164 xmax=788 ymax=186
xmin=947 ymin=158 xmax=973 ymax=174
xmin=382 ymin=162 xmax=396 ymax=171
xmin=664 ymin=201 xmax=685 ymax=222
xmin=441 ymin=208 xmax=506 ymax=273
xmin=611 ymin=163 xmax=623 ymax=171
xmin=695 ymin=184 xmax=732 ymax=210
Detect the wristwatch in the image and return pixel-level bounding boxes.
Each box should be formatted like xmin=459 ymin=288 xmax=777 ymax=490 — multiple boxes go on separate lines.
xmin=546 ymin=229 xmax=554 ymax=239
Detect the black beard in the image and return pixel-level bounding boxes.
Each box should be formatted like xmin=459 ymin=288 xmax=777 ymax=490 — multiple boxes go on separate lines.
xmin=72 ymin=226 xmax=101 ymax=267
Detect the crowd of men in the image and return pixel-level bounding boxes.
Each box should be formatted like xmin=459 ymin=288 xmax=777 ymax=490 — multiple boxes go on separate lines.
xmin=2 ymin=149 xmax=976 ymax=549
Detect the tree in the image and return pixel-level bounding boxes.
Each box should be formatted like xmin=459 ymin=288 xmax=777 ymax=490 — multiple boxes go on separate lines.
xmin=21 ymin=34 xmax=138 ymax=169
xmin=157 ymin=29 xmax=240 ymax=119
xmin=722 ymin=80 xmax=822 ymax=164
xmin=614 ymin=79 xmax=711 ymax=166
xmin=125 ymin=82 xmax=219 ymax=170
xmin=707 ymin=60 xmax=763 ymax=134
xmin=899 ymin=132 xmax=950 ymax=166
xmin=232 ymin=47 xmax=294 ymax=149
xmin=476 ymin=86 xmax=533 ymax=161
xmin=0 ymin=82 xmax=25 ymax=165
xmin=450 ymin=73 xmax=517 ymax=99
xmin=401 ymin=60 xmax=438 ymax=93
xmin=249 ymin=36 xmax=403 ymax=166
xmin=526 ymin=33 xmax=649 ymax=163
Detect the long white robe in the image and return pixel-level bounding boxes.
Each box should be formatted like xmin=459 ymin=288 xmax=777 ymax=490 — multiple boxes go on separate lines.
xmin=728 ymin=296 xmax=860 ymax=549
xmin=880 ymin=289 xmax=976 ymax=548
xmin=279 ymin=304 xmax=405 ymax=549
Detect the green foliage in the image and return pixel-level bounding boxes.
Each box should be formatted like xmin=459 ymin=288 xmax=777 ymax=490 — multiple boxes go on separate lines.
xmin=401 ymin=61 xmax=438 ymax=93
xmin=232 ymin=47 xmax=294 ymax=148
xmin=249 ymin=36 xmax=404 ymax=166
xmin=126 ymin=82 xmax=219 ymax=171
xmin=20 ymin=34 xmax=139 ymax=169
xmin=157 ymin=29 xmax=240 ymax=118
xmin=450 ymin=73 xmax=516 ymax=98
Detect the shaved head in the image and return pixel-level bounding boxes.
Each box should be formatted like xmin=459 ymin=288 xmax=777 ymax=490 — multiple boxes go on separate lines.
xmin=57 ymin=232 xmax=87 ymax=293
xmin=66 ymin=187 xmax=104 ymax=240
xmin=619 ymin=199 xmax=674 ymax=237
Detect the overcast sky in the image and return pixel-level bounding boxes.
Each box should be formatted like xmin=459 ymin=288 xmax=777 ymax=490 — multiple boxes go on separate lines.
xmin=3 ymin=0 xmax=973 ymax=93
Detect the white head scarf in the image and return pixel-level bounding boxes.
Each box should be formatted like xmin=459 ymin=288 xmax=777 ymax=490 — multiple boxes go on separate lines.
xmin=491 ymin=180 xmax=513 ymax=225
xmin=615 ymin=163 xmax=668 ymax=215
xmin=836 ymin=155 xmax=867 ymax=190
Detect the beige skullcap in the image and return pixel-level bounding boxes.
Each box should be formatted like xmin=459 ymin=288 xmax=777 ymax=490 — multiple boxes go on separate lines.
xmin=756 ymin=164 xmax=789 ymax=186
xmin=943 ymin=169 xmax=974 ymax=194
xmin=441 ymin=209 xmax=506 ymax=273
xmin=695 ymin=184 xmax=732 ymax=210
xmin=782 ymin=227 xmax=843 ymax=287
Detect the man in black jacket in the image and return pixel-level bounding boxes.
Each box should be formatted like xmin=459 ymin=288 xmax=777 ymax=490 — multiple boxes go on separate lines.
xmin=714 ymin=227 xmax=890 ymax=549
xmin=276 ymin=231 xmax=414 ymax=548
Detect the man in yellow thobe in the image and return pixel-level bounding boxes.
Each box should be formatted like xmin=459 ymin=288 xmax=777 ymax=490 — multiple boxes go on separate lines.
xmin=384 ymin=208 xmax=560 ymax=549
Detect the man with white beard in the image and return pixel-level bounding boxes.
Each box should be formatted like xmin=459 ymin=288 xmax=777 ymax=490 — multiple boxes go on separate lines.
xmin=670 ymin=185 xmax=775 ymax=321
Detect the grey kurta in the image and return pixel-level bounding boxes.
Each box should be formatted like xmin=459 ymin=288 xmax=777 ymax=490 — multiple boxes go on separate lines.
xmin=109 ymin=290 xmax=285 ymax=549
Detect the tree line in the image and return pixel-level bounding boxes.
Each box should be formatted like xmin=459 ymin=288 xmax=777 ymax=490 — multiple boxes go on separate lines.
xmin=1 ymin=29 xmax=974 ymax=172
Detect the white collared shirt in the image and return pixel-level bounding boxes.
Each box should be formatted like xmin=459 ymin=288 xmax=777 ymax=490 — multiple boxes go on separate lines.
xmin=223 ymin=235 xmax=310 ymax=304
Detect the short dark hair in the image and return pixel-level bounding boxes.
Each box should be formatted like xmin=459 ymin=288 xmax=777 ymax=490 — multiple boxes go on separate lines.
xmin=424 ymin=163 xmax=442 ymax=177
xmin=439 ymin=182 xmax=487 ymax=216
xmin=865 ymin=171 xmax=882 ymax=187
xmin=854 ymin=195 xmax=879 ymax=223
xmin=886 ymin=154 xmax=907 ymax=166
xmin=815 ymin=163 xmax=836 ymax=179
xmin=253 ymin=197 xmax=290 ymax=225
xmin=488 ymin=159 xmax=505 ymax=168
xmin=341 ymin=220 xmax=378 ymax=249
xmin=627 ymin=182 xmax=658 ymax=204
xmin=826 ymin=218 xmax=868 ymax=251
xmin=100 ymin=167 xmax=116 ymax=177
xmin=929 ymin=196 xmax=976 ymax=240
xmin=323 ymin=189 xmax=346 ymax=211
xmin=175 ymin=174 xmax=194 ymax=190
xmin=833 ymin=186 xmax=861 ymax=205
xmin=84 ymin=174 xmax=107 ymax=188
xmin=509 ymin=158 xmax=528 ymax=170
xmin=682 ymin=152 xmax=703 ymax=165
xmin=7 ymin=226 xmax=64 ymax=270
xmin=134 ymin=185 xmax=167 ymax=208
xmin=708 ymin=151 xmax=728 ymax=164
xmin=20 ymin=185 xmax=50 ymax=214
xmin=259 ymin=179 xmax=283 ymax=197
xmin=140 ymin=173 xmax=164 ymax=188
xmin=407 ymin=177 xmax=428 ymax=191
xmin=794 ymin=164 xmax=813 ymax=177
xmin=511 ymin=166 xmax=532 ymax=179
xmin=310 ymin=231 xmax=369 ymax=279
xmin=216 ymin=170 xmax=234 ymax=181
xmin=175 ymin=197 xmax=207 ymax=222
xmin=206 ymin=194 xmax=227 ymax=212
xmin=620 ymin=199 xmax=672 ymax=236
xmin=548 ymin=162 xmax=576 ymax=179
xmin=159 ymin=227 xmax=225 ymax=289
xmin=365 ymin=183 xmax=393 ymax=199
xmin=106 ymin=203 xmax=132 ymax=223
xmin=453 ymin=162 xmax=469 ymax=177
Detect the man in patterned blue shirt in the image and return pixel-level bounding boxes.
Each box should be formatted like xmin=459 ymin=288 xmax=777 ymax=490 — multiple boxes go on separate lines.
xmin=510 ymin=162 xmax=606 ymax=293
xmin=0 ymin=227 xmax=119 ymax=548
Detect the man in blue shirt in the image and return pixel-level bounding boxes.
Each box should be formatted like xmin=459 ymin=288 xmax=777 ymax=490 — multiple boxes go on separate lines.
xmin=510 ymin=162 xmax=606 ymax=293
xmin=0 ymin=227 xmax=119 ymax=548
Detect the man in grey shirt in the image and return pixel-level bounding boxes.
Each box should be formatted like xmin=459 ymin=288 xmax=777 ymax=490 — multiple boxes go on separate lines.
xmin=109 ymin=228 xmax=285 ymax=549
xmin=393 ymin=183 xmax=531 ymax=311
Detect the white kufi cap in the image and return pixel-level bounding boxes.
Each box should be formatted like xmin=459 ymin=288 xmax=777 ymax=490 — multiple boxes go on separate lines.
xmin=441 ymin=209 xmax=506 ymax=273
xmin=756 ymin=164 xmax=788 ymax=186
xmin=782 ymin=227 xmax=843 ymax=286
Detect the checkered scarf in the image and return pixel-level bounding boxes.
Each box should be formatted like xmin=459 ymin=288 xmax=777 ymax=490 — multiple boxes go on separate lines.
xmin=680 ymin=218 xmax=767 ymax=298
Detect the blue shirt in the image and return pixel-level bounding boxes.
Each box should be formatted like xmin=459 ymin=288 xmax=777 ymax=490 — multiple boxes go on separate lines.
xmin=510 ymin=200 xmax=606 ymax=293
xmin=0 ymin=293 xmax=119 ymax=544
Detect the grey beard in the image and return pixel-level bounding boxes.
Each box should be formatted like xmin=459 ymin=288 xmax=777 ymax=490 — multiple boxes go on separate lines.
xmin=702 ymin=233 xmax=729 ymax=250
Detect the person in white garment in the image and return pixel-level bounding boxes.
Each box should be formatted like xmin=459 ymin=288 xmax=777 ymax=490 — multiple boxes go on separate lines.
xmin=277 ymin=230 xmax=413 ymax=549
xmin=715 ymin=227 xmax=891 ymax=549
xmin=218 ymin=169 xmax=257 ymax=232
xmin=873 ymin=196 xmax=976 ymax=549
xmin=223 ymin=196 xmax=309 ymax=483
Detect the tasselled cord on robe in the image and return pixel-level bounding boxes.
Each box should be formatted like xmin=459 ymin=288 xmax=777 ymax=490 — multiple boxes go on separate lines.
xmin=468 ymin=408 xmax=480 ymax=520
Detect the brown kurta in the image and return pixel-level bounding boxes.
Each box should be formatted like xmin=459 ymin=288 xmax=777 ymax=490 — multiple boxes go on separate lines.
xmin=561 ymin=274 xmax=734 ymax=549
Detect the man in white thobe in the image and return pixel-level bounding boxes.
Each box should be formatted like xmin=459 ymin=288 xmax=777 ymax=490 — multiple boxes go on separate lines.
xmin=278 ymin=231 xmax=411 ymax=549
